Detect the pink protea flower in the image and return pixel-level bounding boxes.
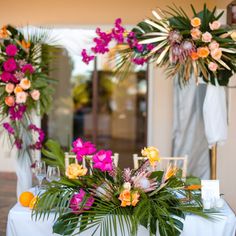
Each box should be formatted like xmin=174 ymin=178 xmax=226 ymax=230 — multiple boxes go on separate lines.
xmin=93 ymin=150 xmax=113 ymax=172
xmin=71 ymin=138 xmax=96 ymax=161
xmin=132 ymin=171 xmax=158 ymax=192
xmin=3 ymin=58 xmax=17 ymax=72
xmin=168 ymin=30 xmax=183 ymax=44
xmin=21 ymin=64 xmax=34 ymax=74
xmin=69 ymin=189 xmax=94 ymax=213
xmin=6 ymin=44 xmax=18 ymax=56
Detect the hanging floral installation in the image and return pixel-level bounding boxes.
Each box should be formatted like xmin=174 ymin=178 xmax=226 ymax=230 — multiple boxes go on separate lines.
xmin=81 ymin=5 xmax=236 ymax=85
xmin=0 ymin=25 xmax=54 ymax=151
xmin=33 ymin=138 xmax=214 ymax=236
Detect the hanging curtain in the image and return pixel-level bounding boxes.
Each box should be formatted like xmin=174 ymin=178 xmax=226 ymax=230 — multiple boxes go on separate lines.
xmin=172 ymin=75 xmax=210 ymax=179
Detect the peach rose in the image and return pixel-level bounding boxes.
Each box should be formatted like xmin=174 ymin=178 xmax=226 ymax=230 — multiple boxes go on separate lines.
xmin=119 ymin=190 xmax=140 ymax=207
xmin=66 ymin=163 xmax=87 ymax=179
xmin=16 ymin=91 xmax=27 ymax=104
xmin=5 ymin=96 xmax=15 ymax=107
xmin=209 ymin=21 xmax=221 ymax=30
xmin=209 ymin=41 xmax=219 ymax=51
xmin=231 ymin=31 xmax=236 ymax=41
xmin=191 ymin=17 xmax=201 ymax=27
xmin=14 ymin=85 xmax=23 ymax=94
xmin=5 ymin=83 xmax=15 ymax=94
xmin=131 ymin=192 xmax=140 ymax=207
xmin=208 ymin=62 xmax=218 ymax=71
xmin=190 ymin=51 xmax=199 ymax=60
xmin=19 ymin=78 xmax=31 ymax=90
xmin=210 ymin=48 xmax=222 ymax=60
xmin=197 ymin=47 xmax=210 ymax=58
xmin=30 ymin=89 xmax=40 ymax=101
xmin=119 ymin=190 xmax=131 ymax=207
xmin=191 ymin=28 xmax=202 ymax=40
xmin=202 ymin=32 xmax=212 ymax=43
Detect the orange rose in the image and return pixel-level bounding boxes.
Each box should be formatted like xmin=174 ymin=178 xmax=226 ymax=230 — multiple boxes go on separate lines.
xmin=191 ymin=17 xmax=201 ymax=27
xmin=5 ymin=96 xmax=15 ymax=107
xmin=197 ymin=47 xmax=210 ymax=58
xmin=14 ymin=85 xmax=23 ymax=94
xmin=119 ymin=190 xmax=140 ymax=207
xmin=190 ymin=51 xmax=199 ymax=60
xmin=131 ymin=192 xmax=140 ymax=206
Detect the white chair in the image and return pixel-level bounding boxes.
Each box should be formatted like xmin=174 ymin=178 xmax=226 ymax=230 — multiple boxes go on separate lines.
xmin=65 ymin=152 xmax=119 ymax=170
xmin=133 ymin=154 xmax=188 ymax=178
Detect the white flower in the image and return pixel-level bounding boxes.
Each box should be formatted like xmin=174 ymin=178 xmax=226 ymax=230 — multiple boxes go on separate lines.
xmin=123 ymin=182 xmax=131 ymax=191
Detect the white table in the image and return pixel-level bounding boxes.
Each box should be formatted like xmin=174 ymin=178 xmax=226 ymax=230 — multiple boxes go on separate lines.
xmin=7 ymin=200 xmax=236 ymax=236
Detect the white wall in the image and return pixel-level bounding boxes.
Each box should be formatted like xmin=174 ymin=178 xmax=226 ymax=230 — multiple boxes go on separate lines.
xmin=148 ymin=66 xmax=173 ymax=156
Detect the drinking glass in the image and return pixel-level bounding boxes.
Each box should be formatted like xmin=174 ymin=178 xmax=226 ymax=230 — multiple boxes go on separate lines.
xmin=46 ymin=166 xmax=61 ymax=183
xmin=35 ymin=160 xmax=46 ymax=190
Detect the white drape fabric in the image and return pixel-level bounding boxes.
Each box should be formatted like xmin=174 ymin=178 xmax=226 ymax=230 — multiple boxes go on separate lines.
xmin=203 ymin=82 xmax=227 ymax=148
xmin=14 ymin=150 xmax=32 ymax=198
xmin=172 ymin=76 xmax=210 ymax=179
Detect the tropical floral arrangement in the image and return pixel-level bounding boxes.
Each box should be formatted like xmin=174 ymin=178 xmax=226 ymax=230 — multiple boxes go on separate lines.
xmin=33 ymin=138 xmax=213 ymax=236
xmin=0 ymin=25 xmax=54 ymax=151
xmin=81 ymin=5 xmax=236 ymax=85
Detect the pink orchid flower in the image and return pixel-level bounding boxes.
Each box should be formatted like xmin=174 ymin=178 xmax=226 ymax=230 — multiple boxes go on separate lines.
xmin=93 ymin=150 xmax=113 ymax=172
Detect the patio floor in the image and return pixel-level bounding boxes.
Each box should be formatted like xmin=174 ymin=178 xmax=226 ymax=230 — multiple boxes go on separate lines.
xmin=0 ymin=172 xmax=17 ymax=236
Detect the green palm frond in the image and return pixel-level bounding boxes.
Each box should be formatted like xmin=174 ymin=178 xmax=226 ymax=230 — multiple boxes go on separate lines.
xmin=42 ymin=139 xmax=66 ymax=174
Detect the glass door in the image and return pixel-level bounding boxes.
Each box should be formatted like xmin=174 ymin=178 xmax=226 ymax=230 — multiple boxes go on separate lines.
xmin=44 ymin=29 xmax=148 ymax=168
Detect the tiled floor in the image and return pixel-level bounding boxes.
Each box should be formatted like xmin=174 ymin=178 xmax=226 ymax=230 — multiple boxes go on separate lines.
xmin=0 ymin=172 xmax=17 ymax=236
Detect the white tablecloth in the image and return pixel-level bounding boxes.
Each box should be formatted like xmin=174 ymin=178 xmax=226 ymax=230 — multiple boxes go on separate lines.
xmin=7 ymin=201 xmax=236 ymax=236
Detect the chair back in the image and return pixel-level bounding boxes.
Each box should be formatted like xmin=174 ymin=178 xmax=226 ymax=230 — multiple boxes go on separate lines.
xmin=133 ymin=154 xmax=188 ymax=178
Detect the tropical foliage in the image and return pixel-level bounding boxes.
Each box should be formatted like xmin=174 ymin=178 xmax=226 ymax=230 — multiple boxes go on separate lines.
xmin=81 ymin=5 xmax=236 ymax=85
xmin=0 ymin=25 xmax=55 ymax=151
xmin=33 ymin=138 xmax=214 ymax=236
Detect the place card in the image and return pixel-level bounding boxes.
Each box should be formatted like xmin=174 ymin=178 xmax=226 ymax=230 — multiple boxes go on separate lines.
xmin=201 ymin=180 xmax=220 ymax=209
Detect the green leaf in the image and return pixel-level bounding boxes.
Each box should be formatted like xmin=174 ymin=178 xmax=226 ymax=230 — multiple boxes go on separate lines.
xmin=149 ymin=171 xmax=164 ymax=182
xmin=53 ymin=212 xmax=79 ymax=235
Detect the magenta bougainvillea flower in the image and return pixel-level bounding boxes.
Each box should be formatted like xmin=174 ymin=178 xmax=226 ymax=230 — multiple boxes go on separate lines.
xmin=3 ymin=58 xmax=17 ymax=72
xmin=81 ymin=49 xmax=95 ymax=65
xmin=28 ymin=124 xmax=45 ymax=150
xmin=3 ymin=122 xmax=15 ymax=135
xmin=15 ymin=139 xmax=23 ymax=149
xmin=9 ymin=104 xmax=27 ymax=120
xmin=72 ymin=138 xmax=96 ymax=161
xmin=132 ymin=57 xmax=147 ymax=65
xmin=69 ymin=189 xmax=94 ymax=213
xmin=5 ymin=44 xmax=18 ymax=57
xmin=91 ymin=28 xmax=112 ymax=54
xmin=93 ymin=150 xmax=113 ymax=172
